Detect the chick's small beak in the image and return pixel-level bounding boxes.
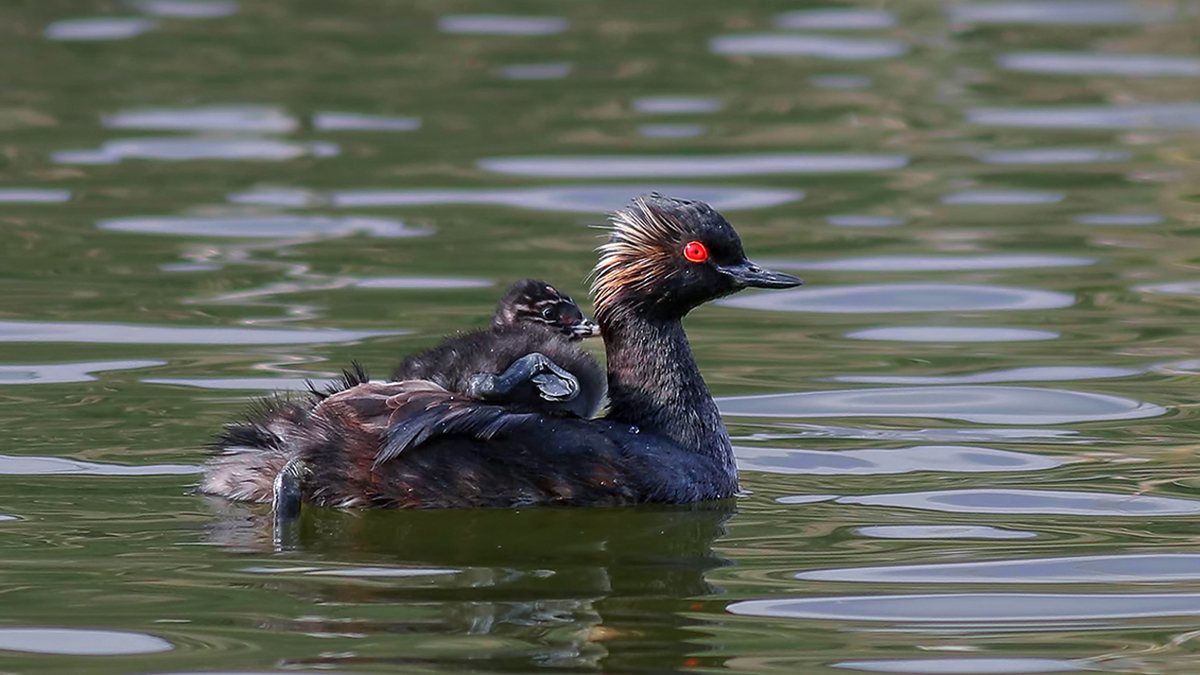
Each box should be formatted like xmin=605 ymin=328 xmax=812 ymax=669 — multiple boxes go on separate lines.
xmin=571 ymin=317 xmax=601 ymax=339
xmin=718 ymin=260 xmax=803 ymax=289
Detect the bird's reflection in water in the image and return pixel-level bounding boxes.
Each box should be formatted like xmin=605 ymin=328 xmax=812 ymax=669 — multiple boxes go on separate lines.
xmin=205 ymin=500 xmax=734 ymax=671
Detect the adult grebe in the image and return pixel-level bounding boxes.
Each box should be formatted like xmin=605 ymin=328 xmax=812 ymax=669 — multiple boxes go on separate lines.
xmin=201 ymin=194 xmax=800 ymax=509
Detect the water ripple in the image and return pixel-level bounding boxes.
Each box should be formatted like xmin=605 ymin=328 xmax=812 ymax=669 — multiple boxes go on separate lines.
xmin=998 ymin=52 xmax=1200 ymax=77
xmin=833 ymin=657 xmax=1090 ymax=673
xmin=942 ymin=191 xmax=1064 ymax=205
xmin=976 ymin=148 xmax=1131 ymax=165
xmin=0 ymin=320 xmax=399 ymax=345
xmin=438 ymin=15 xmax=567 ymax=35
xmin=501 ymin=63 xmax=572 ymax=79
xmin=830 ymin=366 xmax=1139 ymax=385
xmin=53 ymin=137 xmax=339 ymax=164
xmin=312 ymin=112 xmax=420 ymax=132
xmin=244 ymin=565 xmax=459 ymax=577
xmin=478 ymin=153 xmax=908 ymax=177
xmin=856 ymin=525 xmax=1037 ymax=540
xmin=766 ymin=254 xmax=1094 ymax=272
xmin=776 ymin=9 xmax=897 ymax=30
xmin=948 ymin=2 xmax=1173 ymax=25
xmin=838 ymin=489 xmax=1200 ymax=516
xmin=232 ymin=185 xmax=804 ymax=212
xmin=0 ymin=454 xmax=198 ymax=476
xmin=45 ymin=17 xmax=158 ymax=41
xmin=717 ymin=284 xmax=1075 ymax=313
xmin=143 ymin=377 xmax=332 ymax=390
xmin=132 ymin=1 xmax=238 ymax=18
xmin=729 ymin=592 xmax=1200 ymax=622
xmin=103 ymin=106 xmax=297 ymax=133
xmin=843 ymin=327 xmax=1060 ymax=343
xmin=632 ymin=97 xmax=722 ymax=114
xmin=1075 ymin=213 xmax=1163 ymax=226
xmin=0 ymin=360 xmax=166 ymax=384
xmin=0 ymin=189 xmax=70 ymax=203
xmin=968 ymin=103 xmax=1200 ymax=129
xmin=710 ymin=34 xmax=908 ymax=60
xmin=0 ymin=628 xmax=172 ymax=655
xmin=799 ymin=553 xmax=1200 ymax=584
xmin=99 ymin=214 xmax=430 ymax=238
xmin=735 ymin=444 xmax=1062 ymax=476
xmin=718 ymin=386 xmax=1163 ymax=424
xmin=826 ymin=215 xmax=905 ymax=227
xmin=639 ymin=124 xmax=705 ymax=138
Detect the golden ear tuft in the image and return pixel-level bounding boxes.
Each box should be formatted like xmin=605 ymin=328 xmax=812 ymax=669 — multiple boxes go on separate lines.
xmin=590 ymin=197 xmax=690 ymax=321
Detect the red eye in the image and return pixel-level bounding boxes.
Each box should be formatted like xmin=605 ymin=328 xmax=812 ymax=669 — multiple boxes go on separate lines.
xmin=683 ymin=241 xmax=708 ymax=263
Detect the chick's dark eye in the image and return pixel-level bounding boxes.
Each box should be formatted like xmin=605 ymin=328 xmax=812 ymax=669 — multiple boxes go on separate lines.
xmin=541 ymin=306 xmax=556 ymax=320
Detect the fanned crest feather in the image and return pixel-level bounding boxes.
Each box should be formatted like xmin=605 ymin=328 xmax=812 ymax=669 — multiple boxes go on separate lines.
xmin=592 ymin=195 xmax=691 ymax=322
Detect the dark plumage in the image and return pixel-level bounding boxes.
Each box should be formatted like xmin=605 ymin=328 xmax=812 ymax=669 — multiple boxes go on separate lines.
xmin=393 ymin=281 xmax=604 ymax=414
xmin=200 ymin=194 xmax=802 ymax=510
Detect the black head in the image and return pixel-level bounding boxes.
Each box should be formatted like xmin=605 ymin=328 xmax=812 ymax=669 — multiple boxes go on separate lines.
xmin=592 ymin=194 xmax=802 ymax=322
xmin=492 ymin=279 xmax=600 ymax=340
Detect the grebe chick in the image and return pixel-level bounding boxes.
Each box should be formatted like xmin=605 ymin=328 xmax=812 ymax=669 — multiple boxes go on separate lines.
xmin=201 ymin=194 xmax=800 ymax=509
xmin=392 ymin=279 xmax=604 ymax=424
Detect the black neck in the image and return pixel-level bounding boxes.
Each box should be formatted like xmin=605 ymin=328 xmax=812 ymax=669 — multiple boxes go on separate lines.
xmin=601 ymin=312 xmax=735 ymax=472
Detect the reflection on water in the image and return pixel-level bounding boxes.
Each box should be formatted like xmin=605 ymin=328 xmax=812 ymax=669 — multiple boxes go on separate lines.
xmin=98 ymin=214 xmax=430 ymax=238
xmin=311 ymin=112 xmax=421 ymax=132
xmin=500 ymin=63 xmax=571 ymax=79
xmin=718 ymin=386 xmax=1163 ymax=424
xmin=1075 ymin=213 xmax=1163 ymax=225
xmin=997 ymin=51 xmax=1200 ymax=77
xmin=233 ymin=184 xmax=804 ymax=212
xmin=0 ymin=320 xmax=398 ymax=344
xmin=0 ymin=628 xmax=172 ymax=655
xmin=0 ymin=360 xmax=166 ymax=384
xmin=0 ymin=454 xmax=198 ymax=476
xmin=832 ymin=658 xmax=1088 ymax=674
xmin=103 ymin=106 xmax=297 ymax=133
xmin=975 ymin=148 xmax=1131 ymax=165
xmin=856 ymin=525 xmax=1037 ymax=540
xmin=352 ymin=277 xmax=492 ymax=289
xmin=639 ymin=124 xmax=705 ymax=138
xmin=947 ymin=1 xmax=1174 ymax=25
xmin=767 ymin=254 xmax=1094 ymax=272
xmin=710 ymin=34 xmax=908 ymax=60
xmin=632 ymin=97 xmax=722 ymax=114
xmin=799 ymin=553 xmax=1200 ymax=584
xmin=735 ymin=444 xmax=1063 ymax=476
xmin=843 ymin=327 xmax=1059 ymax=342
xmin=830 ymin=365 xmax=1139 ymax=385
xmin=838 ymin=489 xmax=1200 ymax=516
xmin=0 ymin=189 xmax=70 ymax=203
xmin=53 ymin=137 xmax=340 ymax=164
xmin=438 ymin=15 xmax=567 ymax=35
xmin=144 ymin=376 xmax=332 ymax=390
xmin=776 ymin=9 xmax=897 ymax=30
xmin=44 ymin=17 xmax=158 ymax=41
xmin=245 ymin=565 xmax=459 ymax=578
xmin=942 ymin=191 xmax=1064 ymax=205
xmin=478 ymin=153 xmax=908 ymax=177
xmin=969 ymin=103 xmax=1200 ymax=129
xmin=132 ymin=1 xmax=239 ymax=18
xmin=826 ymin=215 xmax=905 ymax=227
xmin=729 ymin=592 xmax=1200 ymax=623
xmin=718 ymin=284 xmax=1075 ymax=313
